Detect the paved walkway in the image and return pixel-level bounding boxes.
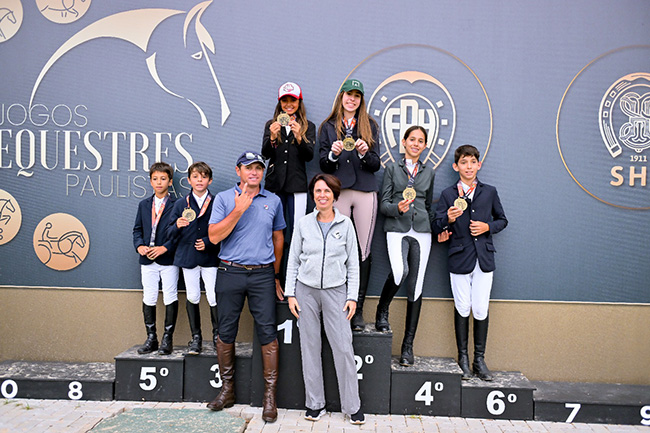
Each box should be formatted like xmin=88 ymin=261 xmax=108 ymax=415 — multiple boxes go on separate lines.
xmin=0 ymin=399 xmax=647 ymax=433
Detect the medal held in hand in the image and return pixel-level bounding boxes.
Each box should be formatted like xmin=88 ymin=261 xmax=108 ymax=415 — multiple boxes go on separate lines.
xmin=402 ymin=186 xmax=417 ymax=201
xmin=276 ymin=112 xmax=290 ymax=126
xmin=182 ymin=207 xmax=196 ymax=222
xmin=454 ymin=197 xmax=467 ymax=211
xmin=343 ymin=136 xmax=356 ymax=151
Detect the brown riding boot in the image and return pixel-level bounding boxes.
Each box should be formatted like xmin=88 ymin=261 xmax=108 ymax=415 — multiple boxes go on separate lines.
xmin=206 ymin=337 xmax=236 ymax=411
xmin=261 ymin=339 xmax=279 ymax=422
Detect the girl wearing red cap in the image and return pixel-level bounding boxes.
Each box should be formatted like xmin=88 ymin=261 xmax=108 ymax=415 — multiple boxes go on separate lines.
xmin=262 ymin=81 xmax=316 ymax=239
xmin=318 ymin=78 xmax=380 ymax=331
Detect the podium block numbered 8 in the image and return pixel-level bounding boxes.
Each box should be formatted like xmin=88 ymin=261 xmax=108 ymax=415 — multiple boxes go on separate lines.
xmin=0 ymin=360 xmax=114 ymax=401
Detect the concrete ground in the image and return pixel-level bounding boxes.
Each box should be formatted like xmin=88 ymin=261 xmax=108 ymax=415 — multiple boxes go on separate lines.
xmin=0 ymin=399 xmax=647 ymax=433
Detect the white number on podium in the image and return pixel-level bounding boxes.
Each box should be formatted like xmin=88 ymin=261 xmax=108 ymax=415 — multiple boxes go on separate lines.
xmin=209 ymin=364 xmax=222 ymax=388
xmin=564 ymin=403 xmax=581 ymax=423
xmin=486 ymin=390 xmax=506 ymax=415
xmin=139 ymin=366 xmax=158 ymax=391
xmin=1 ymin=379 xmax=18 ymax=399
xmin=68 ymin=381 xmax=83 ymax=400
xmin=641 ymin=405 xmax=650 ymax=426
xmin=415 ymin=381 xmax=435 ymax=406
xmin=277 ymin=319 xmax=293 ymax=344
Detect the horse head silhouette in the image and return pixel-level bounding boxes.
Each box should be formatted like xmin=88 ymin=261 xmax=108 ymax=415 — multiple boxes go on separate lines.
xmin=30 ymin=0 xmax=230 ymax=128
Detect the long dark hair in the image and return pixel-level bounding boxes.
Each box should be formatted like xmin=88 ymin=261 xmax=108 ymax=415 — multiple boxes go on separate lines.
xmin=319 ymin=90 xmax=377 ymax=148
xmin=273 ymin=98 xmax=310 ymax=144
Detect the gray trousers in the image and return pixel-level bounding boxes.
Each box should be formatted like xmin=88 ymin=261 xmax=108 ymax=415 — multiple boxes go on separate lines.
xmin=295 ymin=280 xmax=361 ymax=415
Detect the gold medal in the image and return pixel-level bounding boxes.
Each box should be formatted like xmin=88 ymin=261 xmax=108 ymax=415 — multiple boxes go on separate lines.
xmin=454 ymin=197 xmax=467 ymax=211
xmin=276 ymin=112 xmax=290 ymax=126
xmin=342 ymin=136 xmax=356 ymax=151
xmin=402 ymin=186 xmax=416 ymax=201
xmin=182 ymin=207 xmax=196 ymax=222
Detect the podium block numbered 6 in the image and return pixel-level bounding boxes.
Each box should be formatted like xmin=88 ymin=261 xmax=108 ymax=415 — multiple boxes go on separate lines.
xmin=461 ymin=371 xmax=535 ymax=420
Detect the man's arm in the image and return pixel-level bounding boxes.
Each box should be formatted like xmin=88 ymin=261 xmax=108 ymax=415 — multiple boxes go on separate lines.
xmin=272 ymin=229 xmax=284 ymax=300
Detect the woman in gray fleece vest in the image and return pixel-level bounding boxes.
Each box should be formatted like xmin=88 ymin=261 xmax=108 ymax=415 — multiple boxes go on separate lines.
xmin=284 ymin=173 xmax=365 ymax=425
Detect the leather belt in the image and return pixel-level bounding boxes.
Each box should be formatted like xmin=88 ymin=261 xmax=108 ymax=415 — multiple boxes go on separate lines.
xmin=221 ymin=260 xmax=272 ymax=270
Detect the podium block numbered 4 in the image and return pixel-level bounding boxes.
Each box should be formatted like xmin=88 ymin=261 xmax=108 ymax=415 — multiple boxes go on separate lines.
xmin=0 ymin=360 xmax=114 ymax=401
xmin=461 ymin=371 xmax=535 ymax=420
xmin=390 ymin=356 xmax=462 ymax=416
xmin=114 ymin=346 xmax=184 ymax=402
xmin=183 ymin=342 xmax=252 ymax=404
xmin=533 ymin=381 xmax=650 ymax=426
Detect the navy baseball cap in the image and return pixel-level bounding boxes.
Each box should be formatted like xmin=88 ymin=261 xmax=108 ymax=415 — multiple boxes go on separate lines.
xmin=236 ymin=151 xmax=266 ymax=168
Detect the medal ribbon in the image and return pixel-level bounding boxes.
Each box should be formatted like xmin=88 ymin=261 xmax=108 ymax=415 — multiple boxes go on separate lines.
xmin=342 ymin=117 xmax=356 ymax=137
xmin=187 ymin=193 xmax=212 ymax=219
xmin=456 ymin=179 xmax=477 ymax=199
xmin=405 ymin=160 xmax=420 ymax=189
xmin=150 ymin=195 xmax=169 ymax=247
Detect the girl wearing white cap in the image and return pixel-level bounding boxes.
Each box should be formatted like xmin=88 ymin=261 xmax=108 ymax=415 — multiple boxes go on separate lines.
xmin=261 ymin=82 xmax=316 ymax=237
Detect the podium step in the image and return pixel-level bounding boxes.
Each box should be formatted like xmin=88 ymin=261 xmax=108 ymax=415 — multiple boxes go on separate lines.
xmin=114 ymin=345 xmax=185 ymax=402
xmin=461 ymin=371 xmax=535 ymax=420
xmin=532 ymin=380 xmax=650 ymax=426
xmin=0 ymin=360 xmax=114 ymax=400
xmin=390 ymin=356 xmax=462 ymax=416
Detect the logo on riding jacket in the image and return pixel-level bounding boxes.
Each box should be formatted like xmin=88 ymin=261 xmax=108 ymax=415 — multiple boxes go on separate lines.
xmin=33 ymin=213 xmax=90 ymax=270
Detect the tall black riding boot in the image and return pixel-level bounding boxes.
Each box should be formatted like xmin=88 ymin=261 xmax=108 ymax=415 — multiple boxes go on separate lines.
xmin=137 ymin=303 xmax=158 ymax=354
xmin=375 ymin=273 xmax=400 ymax=332
xmin=472 ymin=314 xmax=494 ymax=381
xmin=351 ymin=255 xmax=372 ymax=331
xmin=210 ymin=305 xmax=219 ymax=349
xmin=186 ymin=300 xmax=202 ymax=355
xmin=158 ymin=300 xmax=178 ymax=355
xmin=399 ymin=297 xmax=422 ymax=366
xmin=454 ymin=309 xmax=472 ymax=379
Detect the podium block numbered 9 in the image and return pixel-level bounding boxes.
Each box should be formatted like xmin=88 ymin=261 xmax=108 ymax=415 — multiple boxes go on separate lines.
xmin=532 ymin=381 xmax=650 ymax=426
xmin=114 ymin=346 xmax=184 ymax=401
xmin=461 ymin=371 xmax=535 ymax=420
xmin=0 ymin=360 xmax=114 ymax=401
xmin=390 ymin=356 xmax=462 ymax=416
xmin=323 ymin=324 xmax=392 ymax=415
xmin=183 ymin=342 xmax=252 ymax=404
xmin=251 ymin=301 xmax=305 ymax=409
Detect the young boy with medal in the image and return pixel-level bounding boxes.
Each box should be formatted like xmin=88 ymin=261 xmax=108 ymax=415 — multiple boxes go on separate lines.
xmin=167 ymin=162 xmax=220 ymax=355
xmin=132 ymin=162 xmax=179 ymax=355
xmin=434 ymin=145 xmax=508 ymax=380
xmin=375 ymin=126 xmax=436 ymax=366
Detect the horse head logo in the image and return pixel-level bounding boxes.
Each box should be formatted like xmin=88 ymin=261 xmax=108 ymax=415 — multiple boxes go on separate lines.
xmin=30 ymin=0 xmax=230 ymax=128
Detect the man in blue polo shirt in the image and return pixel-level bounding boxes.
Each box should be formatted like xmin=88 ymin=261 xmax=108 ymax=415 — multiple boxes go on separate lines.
xmin=206 ymin=151 xmax=285 ymax=423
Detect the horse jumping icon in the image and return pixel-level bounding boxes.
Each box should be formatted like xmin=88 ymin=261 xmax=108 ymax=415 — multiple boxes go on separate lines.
xmin=37 ymin=222 xmax=87 ymax=265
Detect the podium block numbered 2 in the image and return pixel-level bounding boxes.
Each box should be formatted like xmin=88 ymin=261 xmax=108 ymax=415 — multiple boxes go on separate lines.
xmin=114 ymin=346 xmax=184 ymax=401
xmin=390 ymin=356 xmax=462 ymax=416
xmin=461 ymin=371 xmax=535 ymax=420
xmin=0 ymin=360 xmax=114 ymax=401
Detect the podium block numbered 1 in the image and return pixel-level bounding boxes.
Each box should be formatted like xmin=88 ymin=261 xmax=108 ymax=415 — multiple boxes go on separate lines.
xmin=114 ymin=346 xmax=184 ymax=402
xmin=390 ymin=356 xmax=462 ymax=416
xmin=461 ymin=371 xmax=535 ymax=420
xmin=183 ymin=342 xmax=252 ymax=404
xmin=533 ymin=381 xmax=650 ymax=426
xmin=0 ymin=360 xmax=114 ymax=401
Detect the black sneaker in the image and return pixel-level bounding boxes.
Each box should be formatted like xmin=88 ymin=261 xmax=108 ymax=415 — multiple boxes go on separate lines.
xmin=304 ymin=407 xmax=325 ymax=421
xmin=349 ymin=408 xmax=365 ymax=425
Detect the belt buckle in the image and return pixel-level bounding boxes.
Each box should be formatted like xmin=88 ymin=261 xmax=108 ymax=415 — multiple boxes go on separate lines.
xmin=243 ymin=264 xmax=253 ymax=271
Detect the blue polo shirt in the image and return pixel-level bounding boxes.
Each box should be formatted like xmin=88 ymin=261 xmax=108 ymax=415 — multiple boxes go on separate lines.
xmin=209 ymin=184 xmax=286 ymax=265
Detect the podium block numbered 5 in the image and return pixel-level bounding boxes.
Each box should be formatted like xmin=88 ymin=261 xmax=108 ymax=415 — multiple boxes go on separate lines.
xmin=390 ymin=356 xmax=462 ymax=416
xmin=114 ymin=346 xmax=184 ymax=402
xmin=0 ymin=360 xmax=114 ymax=401
xmin=461 ymin=371 xmax=535 ymax=420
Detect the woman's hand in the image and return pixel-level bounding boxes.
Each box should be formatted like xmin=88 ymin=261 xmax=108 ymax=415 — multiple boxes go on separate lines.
xmin=288 ymin=297 xmax=300 ymax=319
xmin=344 ymin=300 xmax=357 ymax=321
